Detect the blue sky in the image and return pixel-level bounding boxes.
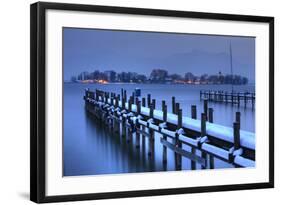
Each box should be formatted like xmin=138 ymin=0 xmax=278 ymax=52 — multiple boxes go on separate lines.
xmin=63 ymin=27 xmax=255 ymax=82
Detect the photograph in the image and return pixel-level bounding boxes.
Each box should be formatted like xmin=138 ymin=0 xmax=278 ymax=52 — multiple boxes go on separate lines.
xmin=63 ymin=27 xmax=256 ymax=176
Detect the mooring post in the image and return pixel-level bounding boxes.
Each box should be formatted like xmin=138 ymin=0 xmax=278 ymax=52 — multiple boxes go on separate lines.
xmin=233 ymin=122 xmax=240 ymax=150
xmin=126 ymin=97 xmax=133 ymax=143
xmin=208 ymin=108 xmax=213 ymax=123
xmin=175 ymin=103 xmax=180 ymax=116
xmin=190 ymin=105 xmax=197 ymax=170
xmin=117 ymin=94 xmax=120 ymax=105
xmin=201 ymin=113 xmax=207 ymax=169
xmin=208 ymin=107 xmax=214 ymax=168
xmin=141 ymin=97 xmax=146 ymax=149
xmin=114 ymin=96 xmax=120 ymax=134
xmin=204 ymin=99 xmax=208 ymax=120
xmin=132 ymin=92 xmax=135 ymax=102
xmin=172 ymin=96 xmax=176 ymax=114
xmin=152 ymin=99 xmax=156 ymax=109
xmin=121 ymin=99 xmax=126 ymax=137
xmin=225 ymin=92 xmax=228 ymax=104
xmin=191 ymin=105 xmax=197 ymax=120
xmin=200 ymin=90 xmax=202 ymax=101
xmin=148 ymin=104 xmax=155 ymax=157
xmin=124 ymin=90 xmax=127 ymax=103
xmin=129 ymin=96 xmax=132 ymax=112
xmin=147 ymin=94 xmax=151 ymax=107
xmin=175 ymin=109 xmax=183 ymax=170
xmin=122 ymin=95 xmax=125 ymax=110
xmin=162 ymin=101 xmax=167 ymax=164
xmin=121 ymin=88 xmax=124 ymax=100
xmin=136 ymin=100 xmax=141 ymax=148
xmin=142 ymin=97 xmax=146 ymax=107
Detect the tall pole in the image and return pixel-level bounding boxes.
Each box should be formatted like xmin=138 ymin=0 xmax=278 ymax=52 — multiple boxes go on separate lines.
xmin=229 ymin=41 xmax=234 ymax=93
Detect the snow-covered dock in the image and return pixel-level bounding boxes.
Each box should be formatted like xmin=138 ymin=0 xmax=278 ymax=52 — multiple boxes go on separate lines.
xmin=84 ymin=88 xmax=255 ymax=170
xmin=200 ymin=90 xmax=255 ymax=108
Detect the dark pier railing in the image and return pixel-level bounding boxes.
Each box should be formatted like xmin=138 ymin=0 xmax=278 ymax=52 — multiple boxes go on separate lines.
xmin=84 ymin=88 xmax=255 ymax=171
xmin=200 ymin=90 xmax=255 ymax=108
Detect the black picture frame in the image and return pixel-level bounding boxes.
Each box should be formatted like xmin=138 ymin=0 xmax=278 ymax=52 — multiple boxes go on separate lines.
xmin=30 ymin=1 xmax=274 ymax=203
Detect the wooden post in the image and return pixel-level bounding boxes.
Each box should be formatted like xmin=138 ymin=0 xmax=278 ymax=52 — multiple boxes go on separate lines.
xmin=147 ymin=94 xmax=151 ymax=107
xmin=225 ymin=92 xmax=228 ymax=104
xmin=128 ymin=97 xmax=132 ymax=112
xmin=161 ymin=100 xmax=166 ymax=119
xmin=172 ymin=96 xmax=176 ymax=114
xmin=124 ymin=90 xmax=127 ymax=105
xmin=121 ymin=102 xmax=126 ymax=137
xmin=178 ymin=108 xmax=182 ymax=127
xmin=136 ymin=100 xmax=141 ymax=148
xmin=142 ymin=97 xmax=146 ymax=107
xmin=114 ymin=96 xmax=120 ymax=134
xmin=201 ymin=113 xmax=207 ymax=169
xmin=191 ymin=105 xmax=197 ymax=119
xmin=201 ymin=113 xmax=207 ymax=136
xmin=141 ymin=97 xmax=146 ymax=149
xmin=200 ymin=90 xmax=202 ymax=101
xmin=233 ymin=122 xmax=240 ymax=150
xmin=117 ymin=94 xmax=120 ymax=105
xmin=132 ymin=92 xmax=135 ymax=102
xmin=175 ymin=103 xmax=180 ymax=115
xmin=190 ymin=105 xmax=197 ymax=170
xmin=204 ymin=99 xmax=208 ymax=120
xmin=152 ymin=99 xmax=156 ymax=109
xmin=162 ymin=101 xmax=167 ymax=164
xmin=208 ymin=108 xmax=213 ymax=123
xmin=175 ymin=109 xmax=182 ymax=170
xmin=126 ymin=97 xmax=133 ymax=143
xmin=148 ymin=104 xmax=155 ymax=157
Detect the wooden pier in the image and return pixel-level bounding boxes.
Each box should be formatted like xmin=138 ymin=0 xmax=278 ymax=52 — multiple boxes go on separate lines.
xmin=200 ymin=90 xmax=255 ymax=108
xmin=84 ymin=88 xmax=255 ymax=171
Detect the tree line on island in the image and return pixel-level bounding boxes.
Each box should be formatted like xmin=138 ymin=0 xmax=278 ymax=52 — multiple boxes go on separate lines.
xmin=70 ymin=69 xmax=249 ymax=85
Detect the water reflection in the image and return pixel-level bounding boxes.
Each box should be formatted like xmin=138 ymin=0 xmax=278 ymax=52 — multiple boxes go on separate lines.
xmin=63 ymin=83 xmax=253 ymax=176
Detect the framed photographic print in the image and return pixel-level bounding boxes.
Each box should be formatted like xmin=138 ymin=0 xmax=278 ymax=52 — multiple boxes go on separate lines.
xmin=30 ymin=2 xmax=274 ymax=203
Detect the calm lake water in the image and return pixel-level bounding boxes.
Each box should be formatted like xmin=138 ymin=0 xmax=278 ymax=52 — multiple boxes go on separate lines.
xmin=63 ymin=83 xmax=255 ymax=176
